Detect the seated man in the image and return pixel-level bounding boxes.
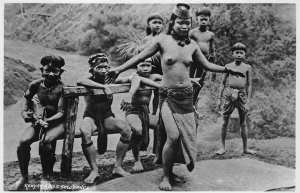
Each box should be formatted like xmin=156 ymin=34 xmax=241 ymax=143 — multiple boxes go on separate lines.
xmin=11 ymin=55 xmax=66 ymax=191
xmin=115 ymin=58 xmax=161 ymax=172
xmin=77 ymin=53 xmax=132 ymax=184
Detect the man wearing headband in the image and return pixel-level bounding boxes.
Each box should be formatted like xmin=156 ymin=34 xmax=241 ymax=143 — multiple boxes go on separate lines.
xmin=106 ymin=3 xmax=245 ymax=190
xmin=115 ymin=58 xmax=162 ymax=172
xmin=11 ymin=55 xmax=66 ymax=191
xmin=76 ymin=53 xmax=132 ymax=184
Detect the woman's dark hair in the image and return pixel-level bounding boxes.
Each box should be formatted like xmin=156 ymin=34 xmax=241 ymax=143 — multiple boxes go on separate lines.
xmin=167 ymin=14 xmax=178 ymax=35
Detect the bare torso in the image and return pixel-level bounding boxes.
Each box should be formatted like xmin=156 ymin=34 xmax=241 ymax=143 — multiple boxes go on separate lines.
xmin=189 ymin=29 xmax=214 ymax=56
xmin=132 ymin=74 xmax=157 ymax=105
xmin=226 ymin=62 xmax=250 ymax=89
xmin=158 ymin=34 xmax=197 ymax=88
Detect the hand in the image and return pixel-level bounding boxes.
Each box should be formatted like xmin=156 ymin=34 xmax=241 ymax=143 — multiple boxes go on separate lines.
xmin=244 ymin=102 xmax=250 ymax=112
xmin=120 ymin=93 xmax=133 ymax=112
xmin=21 ymin=110 xmax=34 ymax=122
xmin=225 ymin=67 xmax=245 ymax=78
xmin=103 ymin=86 xmax=113 ymax=101
xmin=191 ymin=79 xmax=200 ymax=87
xmin=216 ymin=98 xmax=222 ymax=111
xmin=105 ymin=67 xmax=120 ymax=84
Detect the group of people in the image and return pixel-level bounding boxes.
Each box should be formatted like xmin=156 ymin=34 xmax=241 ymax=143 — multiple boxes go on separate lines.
xmin=11 ymin=3 xmax=255 ymax=191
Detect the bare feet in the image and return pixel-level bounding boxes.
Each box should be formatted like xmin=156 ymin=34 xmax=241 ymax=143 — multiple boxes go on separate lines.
xmin=84 ymin=170 xmax=100 ymax=184
xmin=159 ymin=176 xmax=172 ymax=191
xmin=243 ymin=149 xmax=256 ymax=155
xmin=112 ymin=166 xmax=130 ymax=177
xmin=10 ymin=177 xmax=28 ymax=190
xmin=215 ymin=148 xmax=226 ymax=155
xmin=132 ymin=161 xmax=144 ymax=172
xmin=170 ymin=172 xmax=186 ymax=183
xmin=40 ymin=177 xmax=53 ymax=191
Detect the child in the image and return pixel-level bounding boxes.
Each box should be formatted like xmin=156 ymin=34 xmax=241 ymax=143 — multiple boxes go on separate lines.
xmin=189 ymin=7 xmax=216 ymax=103
xmin=11 ymin=55 xmax=66 ymax=191
xmin=215 ymin=42 xmax=255 ymax=155
xmin=76 ymin=53 xmax=132 ymax=184
xmin=144 ymin=13 xmax=164 ymax=115
xmin=115 ymin=58 xmax=161 ymax=172
xmin=106 ymin=4 xmax=244 ymax=191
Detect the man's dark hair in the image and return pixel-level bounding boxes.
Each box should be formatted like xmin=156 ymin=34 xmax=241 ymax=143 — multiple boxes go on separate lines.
xmin=40 ymin=55 xmax=65 ymax=68
xmin=195 ymin=7 xmax=211 ymax=17
xmin=232 ymin=42 xmax=247 ymax=53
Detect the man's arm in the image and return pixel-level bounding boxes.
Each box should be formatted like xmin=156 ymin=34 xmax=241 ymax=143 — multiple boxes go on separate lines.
xmin=77 ymin=76 xmax=112 ymax=98
xmin=46 ymin=96 xmax=65 ymax=123
xmin=246 ymin=65 xmax=253 ymax=103
xmin=210 ymin=33 xmax=216 ymax=63
xmin=114 ymin=76 xmax=131 ymax=84
xmin=76 ymin=76 xmax=107 ymax=89
xmin=21 ymin=81 xmax=39 ymax=122
xmin=140 ymin=76 xmax=161 ymax=88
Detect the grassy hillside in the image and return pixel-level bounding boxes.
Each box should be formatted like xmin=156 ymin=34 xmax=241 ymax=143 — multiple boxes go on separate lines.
xmin=4 ymin=56 xmax=39 ymax=106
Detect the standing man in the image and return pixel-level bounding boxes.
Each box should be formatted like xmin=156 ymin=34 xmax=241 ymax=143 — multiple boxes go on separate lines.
xmin=216 ymin=43 xmax=256 ymax=155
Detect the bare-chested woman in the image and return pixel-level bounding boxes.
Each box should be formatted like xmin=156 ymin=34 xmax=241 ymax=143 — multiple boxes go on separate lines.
xmin=107 ymin=3 xmax=244 ymax=191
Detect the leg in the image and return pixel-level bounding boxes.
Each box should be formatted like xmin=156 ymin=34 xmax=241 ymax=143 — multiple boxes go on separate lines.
xmin=104 ymin=117 xmax=131 ymax=177
xmin=216 ymin=99 xmax=235 ymax=155
xmin=152 ymin=90 xmax=160 ymax=115
xmin=238 ymin=108 xmax=256 ymax=155
xmin=159 ymin=102 xmax=180 ymax=191
xmin=39 ymin=123 xmax=65 ymax=191
xmin=149 ymin=114 xmax=159 ymax=130
xmin=79 ymin=117 xmax=100 ymax=184
xmin=215 ymin=115 xmax=230 ymax=155
xmin=126 ymin=114 xmax=144 ymax=172
xmin=11 ymin=125 xmax=38 ymax=190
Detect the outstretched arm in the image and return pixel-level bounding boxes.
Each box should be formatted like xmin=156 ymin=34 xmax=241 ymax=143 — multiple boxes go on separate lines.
xmin=193 ymin=46 xmax=244 ymax=77
xmin=77 ymin=77 xmax=113 ymax=99
xmin=140 ymin=77 xmax=161 ymax=88
xmin=106 ymin=36 xmax=161 ymax=82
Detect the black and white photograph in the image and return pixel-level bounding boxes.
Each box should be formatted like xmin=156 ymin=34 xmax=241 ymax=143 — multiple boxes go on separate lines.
xmin=1 ymin=0 xmax=297 ymax=191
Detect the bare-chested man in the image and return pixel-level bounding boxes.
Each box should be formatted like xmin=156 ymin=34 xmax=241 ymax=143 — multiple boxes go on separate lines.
xmin=106 ymin=4 xmax=244 ymax=191
xmin=115 ymin=58 xmax=161 ymax=172
xmin=216 ymin=42 xmax=256 ymax=155
xmin=77 ymin=53 xmax=132 ymax=184
xmin=11 ymin=55 xmax=66 ymax=191
xmin=189 ymin=7 xmax=216 ymax=103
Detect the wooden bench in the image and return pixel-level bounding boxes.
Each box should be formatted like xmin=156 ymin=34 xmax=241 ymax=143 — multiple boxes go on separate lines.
xmin=59 ymin=84 xmax=155 ymax=175
xmin=59 ymin=79 xmax=199 ymax=176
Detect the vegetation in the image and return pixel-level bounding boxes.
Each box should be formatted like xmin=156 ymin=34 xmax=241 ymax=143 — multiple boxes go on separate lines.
xmin=4 ymin=3 xmax=295 ymax=138
xmin=4 ymin=56 xmax=38 ymax=106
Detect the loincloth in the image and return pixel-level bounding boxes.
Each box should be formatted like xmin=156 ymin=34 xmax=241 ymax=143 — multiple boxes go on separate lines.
xmin=125 ymin=104 xmax=150 ymax=151
xmin=153 ymin=86 xmax=197 ymax=172
xmin=83 ymin=102 xmax=115 ymax=154
xmin=223 ymin=87 xmax=247 ymax=116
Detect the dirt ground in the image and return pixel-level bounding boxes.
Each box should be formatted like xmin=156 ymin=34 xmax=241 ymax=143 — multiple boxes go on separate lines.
xmin=3 ymin=137 xmax=295 ymax=191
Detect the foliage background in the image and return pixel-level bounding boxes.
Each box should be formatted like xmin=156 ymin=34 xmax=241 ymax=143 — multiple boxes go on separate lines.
xmin=4 ymin=3 xmax=296 ymax=139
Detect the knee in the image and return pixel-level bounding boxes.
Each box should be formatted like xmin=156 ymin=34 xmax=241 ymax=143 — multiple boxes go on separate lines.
xmin=167 ymin=133 xmax=180 ymax=144
xmin=131 ymin=125 xmax=142 ymax=136
xmin=118 ymin=122 xmax=131 ymax=140
xmin=80 ymin=125 xmax=93 ymax=141
xmin=19 ymin=138 xmax=31 ymax=148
